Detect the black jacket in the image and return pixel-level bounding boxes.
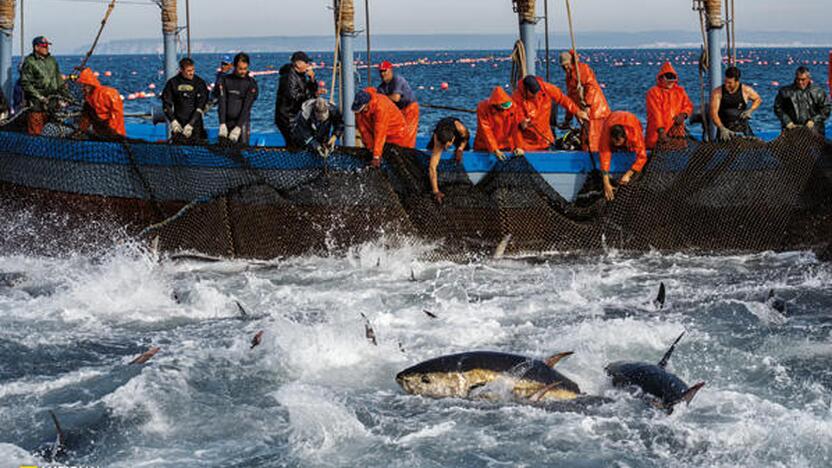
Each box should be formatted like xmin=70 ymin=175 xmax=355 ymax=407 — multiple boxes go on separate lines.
xmin=0 ymin=88 xmax=8 ymax=114
xmin=275 ymin=63 xmax=317 ymax=132
xmin=774 ymin=81 xmax=831 ymax=133
xmin=218 ymin=73 xmax=258 ymax=127
xmin=161 ymin=73 xmax=209 ymax=127
xmin=291 ymin=99 xmax=344 ymax=150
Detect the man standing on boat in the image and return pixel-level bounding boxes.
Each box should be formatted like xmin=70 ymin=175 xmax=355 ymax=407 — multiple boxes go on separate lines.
xmin=774 ymin=67 xmax=830 ymax=136
xmin=292 ymin=97 xmax=344 ymax=156
xmin=473 ymin=86 xmax=525 ymax=160
xmin=75 ymin=68 xmax=125 ymax=138
xmin=377 ymin=61 xmax=419 ymax=148
xmin=211 ymin=56 xmax=233 ymax=105
xmin=646 ymin=62 xmax=694 ymax=150
xmin=559 ymin=51 xmax=610 ymax=153
xmin=218 ymin=53 xmax=259 ymax=145
xmin=352 ymin=88 xmax=409 ymax=168
xmin=512 ymin=75 xmax=588 ymax=151
xmin=162 ymin=58 xmax=210 ymax=144
xmin=598 ymin=111 xmax=647 ymax=202
xmin=710 ymin=66 xmax=762 ymax=141
xmin=20 ymin=36 xmax=72 ymax=136
xmin=275 ymin=51 xmax=319 ymax=149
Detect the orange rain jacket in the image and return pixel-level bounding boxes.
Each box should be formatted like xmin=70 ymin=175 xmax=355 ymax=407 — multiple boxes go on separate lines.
xmin=76 ymin=68 xmax=125 ymax=137
xmin=645 ymin=62 xmax=693 ymax=149
xmin=355 ymin=87 xmax=409 ymax=157
xmin=512 ymin=76 xmax=582 ymax=151
xmin=599 ymin=111 xmax=648 ymax=175
xmin=564 ymin=53 xmax=611 ymax=151
xmin=473 ymin=86 xmax=523 ymax=152
xmin=402 ymin=102 xmax=420 ymax=148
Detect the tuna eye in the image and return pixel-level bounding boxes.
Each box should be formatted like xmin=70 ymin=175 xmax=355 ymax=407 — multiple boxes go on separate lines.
xmin=421 ymin=375 xmax=431 ymax=384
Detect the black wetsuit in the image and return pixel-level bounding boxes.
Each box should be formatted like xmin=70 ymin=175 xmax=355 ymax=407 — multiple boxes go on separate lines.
xmin=161 ymin=73 xmax=210 ymax=142
xmin=426 ymin=117 xmax=470 ymax=151
xmin=275 ymin=64 xmax=318 ymax=148
xmin=718 ymin=84 xmax=753 ymax=135
xmin=218 ymin=73 xmax=259 ymax=145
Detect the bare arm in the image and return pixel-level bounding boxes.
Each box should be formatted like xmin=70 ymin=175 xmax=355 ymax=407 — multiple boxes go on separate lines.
xmin=710 ymin=87 xmax=724 ymax=128
xmin=744 ymin=86 xmax=762 ymax=112
xmin=429 ymin=145 xmax=441 ymax=195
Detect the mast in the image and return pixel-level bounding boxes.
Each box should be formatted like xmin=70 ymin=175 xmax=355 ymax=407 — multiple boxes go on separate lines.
xmin=514 ymin=0 xmax=537 ymax=77
xmin=160 ymin=0 xmax=178 ymax=81
xmin=336 ymin=0 xmax=356 ymax=146
xmin=704 ymin=0 xmax=723 ymax=139
xmin=0 ymin=0 xmax=14 ymax=103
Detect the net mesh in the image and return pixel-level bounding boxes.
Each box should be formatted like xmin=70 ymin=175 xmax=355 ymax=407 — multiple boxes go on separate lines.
xmin=0 ymin=127 xmax=829 ymax=259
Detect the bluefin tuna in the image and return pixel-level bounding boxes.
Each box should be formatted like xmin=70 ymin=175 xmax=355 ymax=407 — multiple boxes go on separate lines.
xmin=396 ymin=351 xmax=581 ymax=402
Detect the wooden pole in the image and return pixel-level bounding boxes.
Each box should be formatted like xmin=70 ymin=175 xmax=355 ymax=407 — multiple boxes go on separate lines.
xmin=185 ymin=0 xmax=190 ymax=57
xmin=364 ymin=0 xmax=370 ymax=85
xmin=543 ymin=0 xmax=550 ymax=81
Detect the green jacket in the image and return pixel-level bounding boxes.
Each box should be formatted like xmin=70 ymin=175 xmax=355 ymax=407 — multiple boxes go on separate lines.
xmin=20 ymin=53 xmax=69 ymax=112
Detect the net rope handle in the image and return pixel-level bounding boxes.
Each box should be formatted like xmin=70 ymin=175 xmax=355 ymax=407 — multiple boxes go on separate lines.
xmin=77 ymin=0 xmax=117 ymax=72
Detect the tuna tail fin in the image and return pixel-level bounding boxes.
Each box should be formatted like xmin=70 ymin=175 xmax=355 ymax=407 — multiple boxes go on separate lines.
xmin=658 ymin=332 xmax=685 ymax=369
xmin=48 ymin=410 xmax=66 ymax=460
xmin=678 ymin=381 xmax=705 ymax=407
xmin=529 ymin=381 xmax=562 ymax=402
xmin=544 ymin=351 xmax=574 ymax=368
xmin=654 ymin=282 xmax=666 ymax=309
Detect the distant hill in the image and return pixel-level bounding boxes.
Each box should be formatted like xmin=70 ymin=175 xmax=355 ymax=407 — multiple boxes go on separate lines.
xmin=86 ymin=31 xmax=832 ymax=55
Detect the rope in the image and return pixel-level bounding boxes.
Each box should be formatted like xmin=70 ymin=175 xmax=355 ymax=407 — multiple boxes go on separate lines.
xmin=338 ymin=0 xmax=354 ymax=33
xmin=510 ymin=40 xmax=527 ymax=91
xmin=564 ymin=0 xmax=584 ymax=105
xmin=512 ymin=0 xmax=537 ymax=24
xmin=77 ymin=0 xmax=117 ymax=71
xmin=0 ymin=0 xmax=14 ymax=31
xmin=704 ymin=0 xmax=722 ymax=28
xmin=330 ymin=0 xmax=343 ymax=103
xmin=421 ymin=103 xmax=476 ymax=114
xmin=160 ymin=0 xmax=177 ymax=34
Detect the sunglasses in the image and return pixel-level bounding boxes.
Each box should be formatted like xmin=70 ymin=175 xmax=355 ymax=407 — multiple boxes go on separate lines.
xmin=663 ymin=73 xmax=677 ymax=81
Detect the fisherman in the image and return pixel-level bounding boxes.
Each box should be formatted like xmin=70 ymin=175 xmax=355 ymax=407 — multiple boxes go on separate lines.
xmin=426 ymin=117 xmax=471 ymax=204
xmin=276 ymin=51 xmax=319 ymax=149
xmin=598 ymin=111 xmax=647 ymax=202
xmin=75 ymin=68 xmax=125 ymax=138
xmin=710 ymin=66 xmax=762 ymax=140
xmin=161 ymin=57 xmax=210 ymax=143
xmin=291 ymin=97 xmax=344 ymax=156
xmin=352 ymin=87 xmax=409 ymax=168
xmin=646 ymin=62 xmax=693 ymax=149
xmin=774 ymin=66 xmax=831 ymax=136
xmin=512 ymin=75 xmax=588 ymax=151
xmin=211 ymin=56 xmax=233 ymax=103
xmin=559 ymin=51 xmax=611 ymax=152
xmin=474 ymin=86 xmax=525 ymax=160
xmin=218 ymin=53 xmax=259 ymax=145
xmin=20 ymin=36 xmax=72 ymax=136
xmin=377 ymin=61 xmax=419 ymax=148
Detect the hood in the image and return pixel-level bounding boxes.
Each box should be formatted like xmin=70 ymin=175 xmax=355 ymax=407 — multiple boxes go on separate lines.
xmin=77 ymin=68 xmax=101 ymax=87
xmin=656 ymin=61 xmax=678 ymax=86
xmin=486 ymin=86 xmax=513 ymax=107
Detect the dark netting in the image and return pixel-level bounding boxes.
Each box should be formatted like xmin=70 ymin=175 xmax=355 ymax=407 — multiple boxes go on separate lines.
xmin=0 ymin=127 xmax=829 ymax=259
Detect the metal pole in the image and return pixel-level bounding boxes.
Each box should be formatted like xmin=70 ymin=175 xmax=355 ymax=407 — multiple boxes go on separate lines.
xmin=341 ymin=32 xmax=355 ymax=146
xmin=543 ymin=0 xmax=550 ymax=81
xmin=185 ymin=0 xmax=190 ymax=58
xmin=518 ymin=21 xmax=536 ymax=77
xmin=0 ymin=0 xmax=15 ymax=102
xmin=364 ymin=0 xmax=371 ymax=85
xmin=707 ymin=25 xmax=723 ymax=139
xmin=161 ymin=0 xmax=178 ymax=82
xmin=18 ymin=0 xmax=22 ymax=59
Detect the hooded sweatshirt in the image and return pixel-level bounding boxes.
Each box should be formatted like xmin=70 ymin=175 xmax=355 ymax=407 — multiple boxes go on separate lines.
xmin=76 ymin=68 xmax=125 ymax=136
xmin=598 ymin=111 xmax=648 ymax=175
xmin=355 ymin=87 xmax=409 ymax=157
xmin=512 ymin=76 xmax=582 ymax=151
xmin=645 ymin=62 xmax=693 ymax=149
xmin=474 ymin=86 xmax=523 ymax=152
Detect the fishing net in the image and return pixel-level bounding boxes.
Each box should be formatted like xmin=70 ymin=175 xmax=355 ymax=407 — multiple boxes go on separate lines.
xmin=0 ymin=126 xmax=829 ymax=259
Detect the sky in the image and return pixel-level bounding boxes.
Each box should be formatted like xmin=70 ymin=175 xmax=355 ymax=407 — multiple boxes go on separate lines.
xmin=11 ymin=0 xmax=831 ymax=54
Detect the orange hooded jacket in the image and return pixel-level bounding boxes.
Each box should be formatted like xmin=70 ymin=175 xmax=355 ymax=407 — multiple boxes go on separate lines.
xmin=355 ymin=87 xmax=409 ymax=157
xmin=599 ymin=111 xmax=648 ymax=175
xmin=76 ymin=68 xmax=125 ymax=137
xmin=473 ymin=86 xmax=523 ymax=152
xmin=512 ymin=76 xmax=581 ymax=151
xmin=564 ymin=53 xmax=611 ymax=152
xmin=645 ymin=62 xmax=693 ymax=149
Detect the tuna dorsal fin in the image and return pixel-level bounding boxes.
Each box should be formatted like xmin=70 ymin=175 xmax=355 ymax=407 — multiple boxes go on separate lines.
xmin=529 ymin=381 xmax=562 ymax=402
xmin=48 ymin=410 xmax=66 ymax=459
xmin=658 ymin=332 xmax=685 ymax=368
xmin=678 ymin=381 xmax=705 ymax=406
xmin=544 ymin=351 xmax=574 ymax=368
xmin=654 ymin=282 xmax=666 ymax=309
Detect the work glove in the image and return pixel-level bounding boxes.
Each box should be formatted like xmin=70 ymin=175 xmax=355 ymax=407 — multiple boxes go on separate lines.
xmin=170 ymin=120 xmax=183 ymax=134
xmin=718 ymin=126 xmax=735 ymax=142
xmin=218 ymin=124 xmax=229 ymax=138
xmin=229 ymin=126 xmax=242 ymax=142
xmin=513 ymin=148 xmax=525 ymax=158
xmin=433 ymin=191 xmax=445 ymax=205
xmin=739 ymin=110 xmax=753 ymax=120
xmin=0 ymin=111 xmax=8 ymax=121
xmin=494 ymin=150 xmax=507 ymax=162
xmin=327 ymin=135 xmax=338 ymax=151
xmin=313 ymin=143 xmax=326 ymax=157
xmin=371 ymin=156 xmax=382 ymax=168
xmin=806 ymin=121 xmax=815 ymax=129
xmin=785 ymin=122 xmax=797 ymax=130
xmin=183 ymin=124 xmax=194 ymax=138
xmin=673 ymin=114 xmax=688 ymax=125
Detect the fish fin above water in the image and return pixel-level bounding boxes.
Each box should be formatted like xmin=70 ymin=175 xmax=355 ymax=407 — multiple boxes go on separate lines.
xmin=48 ymin=410 xmax=66 ymax=460
xmin=493 ymin=234 xmax=512 ymax=259
xmin=544 ymin=351 xmax=574 ymax=368
xmin=235 ymin=301 xmax=249 ymax=318
xmin=658 ymin=332 xmax=685 ymax=369
xmin=670 ymin=381 xmax=706 ymax=408
xmin=654 ymin=282 xmax=666 ymax=309
xmin=529 ymin=381 xmax=562 ymax=402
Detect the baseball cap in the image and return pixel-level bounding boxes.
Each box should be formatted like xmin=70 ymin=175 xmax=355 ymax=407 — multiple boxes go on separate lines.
xmin=379 ymin=61 xmax=394 ymax=72
xmin=32 ymin=36 xmax=52 ymax=47
xmin=291 ymin=51 xmax=311 ymax=63
xmin=351 ymin=90 xmax=371 ymax=112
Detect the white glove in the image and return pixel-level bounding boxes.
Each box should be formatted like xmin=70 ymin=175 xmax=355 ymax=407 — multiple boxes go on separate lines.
xmin=806 ymin=120 xmax=815 ymax=129
xmin=229 ymin=126 xmax=242 ymax=142
xmin=170 ymin=120 xmax=183 ymax=134
xmin=183 ymin=124 xmax=194 ymax=138
xmin=218 ymin=124 xmax=229 ymax=138
xmin=718 ymin=126 xmax=735 ymax=142
xmin=0 ymin=111 xmax=8 ymax=121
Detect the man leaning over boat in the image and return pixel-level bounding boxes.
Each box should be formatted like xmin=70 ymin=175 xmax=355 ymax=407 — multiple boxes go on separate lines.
xmin=75 ymin=68 xmax=126 ymax=138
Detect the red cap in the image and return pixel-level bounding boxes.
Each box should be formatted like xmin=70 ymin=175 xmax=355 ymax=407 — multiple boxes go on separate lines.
xmin=379 ymin=61 xmax=394 ymax=71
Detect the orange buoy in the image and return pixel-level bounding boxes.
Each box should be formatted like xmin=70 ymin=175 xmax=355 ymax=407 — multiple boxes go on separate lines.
xmin=148 ymin=83 xmax=157 ymax=90
xmin=440 ymin=82 xmax=449 ymax=90
xmin=104 ymin=71 xmax=113 ymax=77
